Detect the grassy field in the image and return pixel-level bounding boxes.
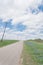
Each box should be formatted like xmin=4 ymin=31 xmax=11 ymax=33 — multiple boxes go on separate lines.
xmin=0 ymin=40 xmax=18 ymax=47
xmin=23 ymin=40 xmax=43 ymax=65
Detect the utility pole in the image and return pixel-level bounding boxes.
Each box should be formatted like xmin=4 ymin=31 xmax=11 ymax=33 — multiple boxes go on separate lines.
xmin=1 ymin=22 xmax=7 ymax=42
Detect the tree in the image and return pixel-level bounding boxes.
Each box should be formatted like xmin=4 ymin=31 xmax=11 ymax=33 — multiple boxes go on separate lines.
xmin=1 ymin=22 xmax=8 ymax=42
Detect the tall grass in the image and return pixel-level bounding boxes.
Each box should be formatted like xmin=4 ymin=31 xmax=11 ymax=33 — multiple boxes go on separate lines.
xmin=0 ymin=40 xmax=18 ymax=47
xmin=23 ymin=40 xmax=43 ymax=65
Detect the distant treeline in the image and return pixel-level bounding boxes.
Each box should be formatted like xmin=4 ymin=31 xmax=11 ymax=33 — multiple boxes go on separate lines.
xmin=34 ymin=39 xmax=43 ymax=42
xmin=27 ymin=39 xmax=43 ymax=42
xmin=31 ymin=39 xmax=43 ymax=42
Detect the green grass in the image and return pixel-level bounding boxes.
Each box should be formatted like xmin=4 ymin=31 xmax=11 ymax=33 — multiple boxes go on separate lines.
xmin=23 ymin=40 xmax=43 ymax=65
xmin=0 ymin=40 xmax=18 ymax=47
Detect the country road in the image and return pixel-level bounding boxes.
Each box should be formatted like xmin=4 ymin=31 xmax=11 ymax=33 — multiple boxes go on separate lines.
xmin=0 ymin=41 xmax=23 ymax=65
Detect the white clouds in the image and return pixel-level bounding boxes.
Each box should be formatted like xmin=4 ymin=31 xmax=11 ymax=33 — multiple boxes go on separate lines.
xmin=0 ymin=0 xmax=43 ymax=22
xmin=0 ymin=0 xmax=43 ymax=40
xmin=14 ymin=0 xmax=34 ymax=10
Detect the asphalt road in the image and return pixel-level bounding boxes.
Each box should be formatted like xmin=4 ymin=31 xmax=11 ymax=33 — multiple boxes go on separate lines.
xmin=0 ymin=41 xmax=23 ymax=65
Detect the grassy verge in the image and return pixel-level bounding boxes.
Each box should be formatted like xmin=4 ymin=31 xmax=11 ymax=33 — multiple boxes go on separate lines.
xmin=23 ymin=40 xmax=43 ymax=65
xmin=0 ymin=40 xmax=18 ymax=47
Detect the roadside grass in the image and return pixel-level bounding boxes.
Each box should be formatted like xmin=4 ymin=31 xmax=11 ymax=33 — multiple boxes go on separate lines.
xmin=0 ymin=40 xmax=18 ymax=47
xmin=23 ymin=40 xmax=43 ymax=65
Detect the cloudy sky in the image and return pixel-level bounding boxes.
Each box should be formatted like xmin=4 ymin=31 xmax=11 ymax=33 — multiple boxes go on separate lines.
xmin=0 ymin=0 xmax=43 ymax=40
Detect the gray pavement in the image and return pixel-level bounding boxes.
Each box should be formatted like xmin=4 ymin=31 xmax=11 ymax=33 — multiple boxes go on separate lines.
xmin=0 ymin=41 xmax=23 ymax=65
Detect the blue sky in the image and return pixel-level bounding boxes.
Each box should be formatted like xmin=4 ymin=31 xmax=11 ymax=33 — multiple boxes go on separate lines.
xmin=0 ymin=19 xmax=26 ymax=31
xmin=0 ymin=0 xmax=43 ymax=40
